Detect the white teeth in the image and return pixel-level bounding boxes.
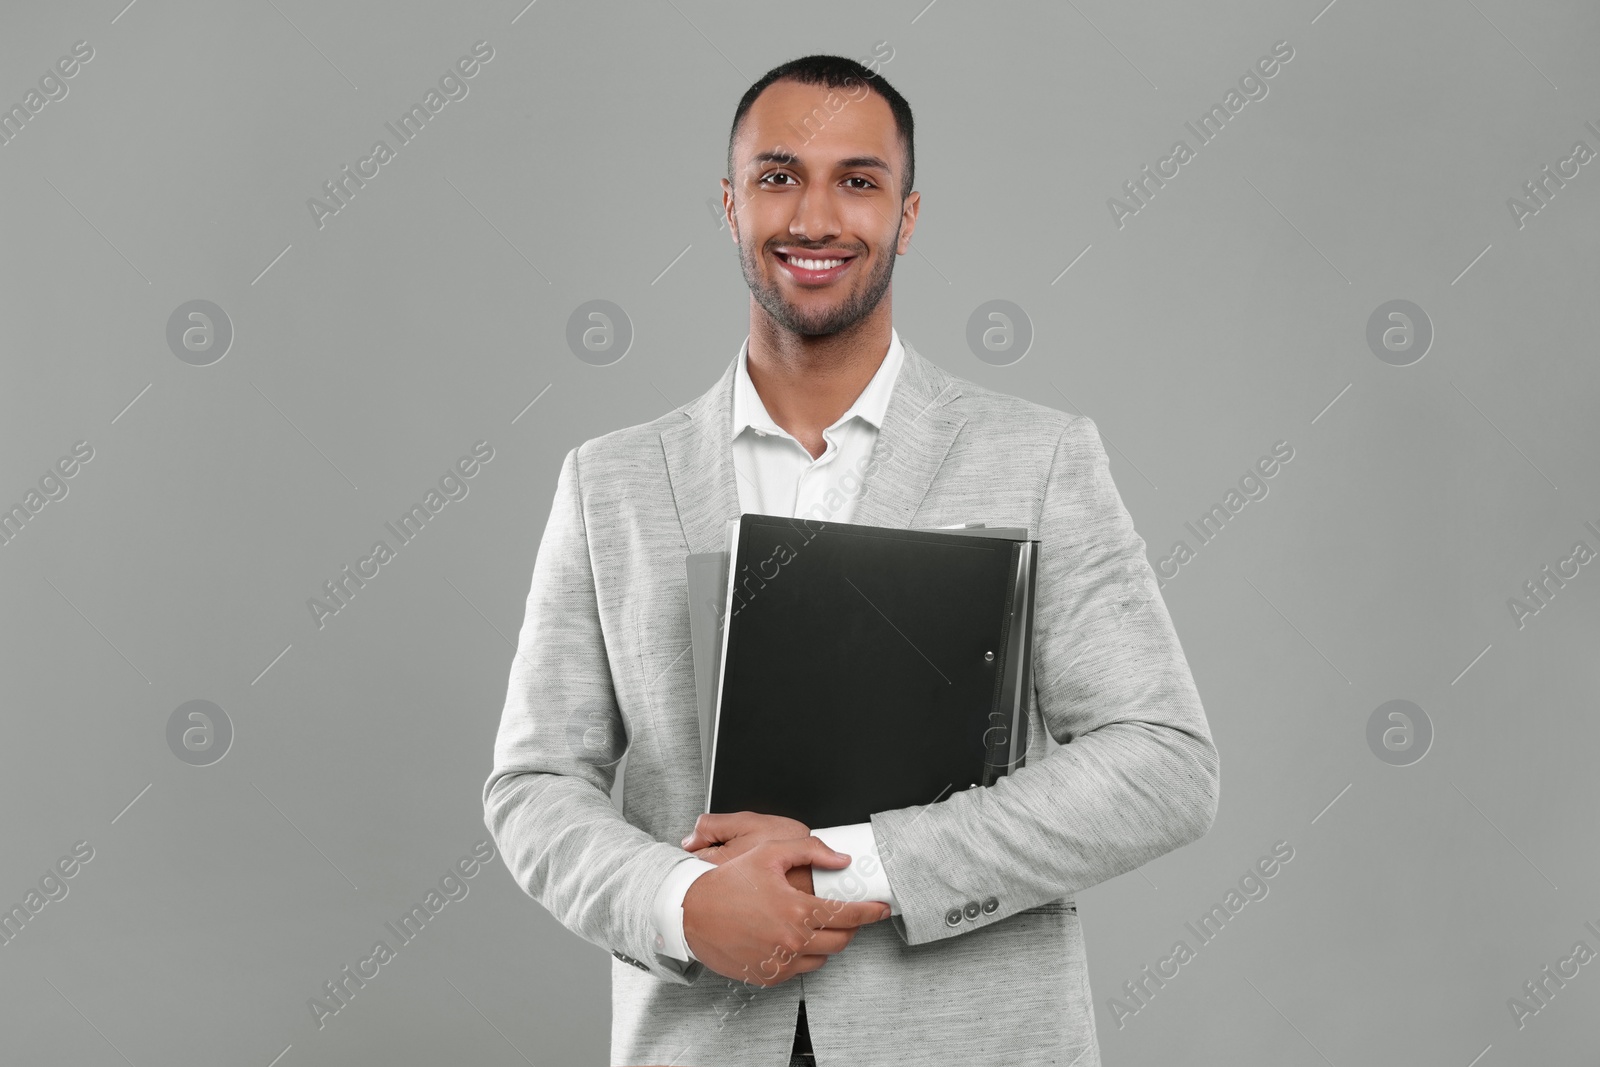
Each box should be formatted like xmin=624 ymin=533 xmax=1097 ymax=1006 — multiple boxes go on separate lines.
xmin=786 ymin=256 xmax=846 ymax=271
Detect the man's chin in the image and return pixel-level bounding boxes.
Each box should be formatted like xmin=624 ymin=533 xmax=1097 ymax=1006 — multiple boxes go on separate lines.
xmin=760 ymin=299 xmax=861 ymax=338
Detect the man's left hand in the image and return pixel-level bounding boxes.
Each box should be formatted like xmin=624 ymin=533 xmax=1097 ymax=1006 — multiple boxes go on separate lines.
xmin=684 ymin=811 xmax=814 ymax=892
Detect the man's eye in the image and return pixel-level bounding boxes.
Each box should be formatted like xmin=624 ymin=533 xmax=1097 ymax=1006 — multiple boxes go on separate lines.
xmin=758 ymin=174 xmax=876 ymax=189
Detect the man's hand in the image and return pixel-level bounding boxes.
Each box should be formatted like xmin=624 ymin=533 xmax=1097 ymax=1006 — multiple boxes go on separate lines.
xmin=684 ymin=811 xmax=815 ymax=892
xmin=681 ymin=835 xmax=890 ymax=987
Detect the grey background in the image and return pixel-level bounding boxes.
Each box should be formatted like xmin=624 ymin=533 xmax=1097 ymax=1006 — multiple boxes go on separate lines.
xmin=2 ymin=0 xmax=1597 ymax=1064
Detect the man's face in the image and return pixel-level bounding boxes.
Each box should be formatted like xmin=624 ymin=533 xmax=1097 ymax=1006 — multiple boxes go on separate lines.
xmin=724 ymin=79 xmax=918 ymax=338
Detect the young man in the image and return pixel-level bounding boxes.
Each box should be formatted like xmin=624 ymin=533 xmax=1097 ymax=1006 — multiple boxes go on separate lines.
xmin=483 ymin=54 xmax=1219 ymax=1066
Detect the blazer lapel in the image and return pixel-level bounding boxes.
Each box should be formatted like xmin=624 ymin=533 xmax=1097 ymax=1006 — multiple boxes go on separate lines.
xmin=848 ymin=338 xmax=966 ymax=530
xmin=659 ymin=337 xmax=967 ymax=553
xmin=660 ymin=356 xmax=742 ymax=556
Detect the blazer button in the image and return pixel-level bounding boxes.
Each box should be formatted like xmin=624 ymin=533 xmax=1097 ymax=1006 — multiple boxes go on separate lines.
xmin=981 ymin=896 xmax=999 ymax=914
xmin=963 ymin=900 xmax=980 ymax=921
xmin=944 ymin=907 xmax=963 ymax=927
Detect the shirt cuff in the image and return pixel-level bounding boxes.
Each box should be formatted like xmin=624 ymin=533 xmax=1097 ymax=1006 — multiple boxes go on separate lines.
xmin=649 ymin=855 xmax=718 ymax=962
xmin=810 ymin=821 xmax=899 ymax=915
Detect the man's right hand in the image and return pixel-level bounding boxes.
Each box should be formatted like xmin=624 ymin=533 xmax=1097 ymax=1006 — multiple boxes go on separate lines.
xmin=682 ymin=835 xmax=891 ymax=987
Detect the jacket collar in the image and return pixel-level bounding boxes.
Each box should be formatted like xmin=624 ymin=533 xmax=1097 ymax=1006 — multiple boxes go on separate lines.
xmin=660 ymin=335 xmax=967 ymax=555
xmin=732 ymin=327 xmax=905 ymax=440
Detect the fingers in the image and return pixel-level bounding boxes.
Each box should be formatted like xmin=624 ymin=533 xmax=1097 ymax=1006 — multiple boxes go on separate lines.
xmin=805 ymin=897 xmax=893 ymax=930
xmin=789 ymin=954 xmax=830 ymax=976
xmin=790 ymin=927 xmax=857 ymax=956
xmin=681 ymin=810 xmax=812 ymax=852
xmin=747 ymin=928 xmax=858 ymax=986
xmin=681 ymin=810 xmax=751 ymax=851
xmin=766 ymin=835 xmax=851 ymax=871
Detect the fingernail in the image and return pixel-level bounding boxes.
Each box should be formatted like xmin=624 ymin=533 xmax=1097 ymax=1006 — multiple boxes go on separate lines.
xmin=879 ymin=906 xmax=892 ymax=920
xmin=681 ymin=835 xmax=693 ymax=847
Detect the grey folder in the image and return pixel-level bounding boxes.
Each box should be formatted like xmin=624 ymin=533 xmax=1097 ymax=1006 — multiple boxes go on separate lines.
xmin=685 ymin=515 xmax=1037 ymax=825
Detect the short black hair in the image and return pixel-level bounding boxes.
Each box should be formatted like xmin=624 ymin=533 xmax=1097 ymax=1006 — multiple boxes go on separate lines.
xmin=727 ymin=54 xmax=914 ymax=201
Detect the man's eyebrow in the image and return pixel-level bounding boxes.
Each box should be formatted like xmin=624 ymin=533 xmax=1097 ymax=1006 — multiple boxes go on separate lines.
xmin=748 ymin=151 xmax=892 ymax=174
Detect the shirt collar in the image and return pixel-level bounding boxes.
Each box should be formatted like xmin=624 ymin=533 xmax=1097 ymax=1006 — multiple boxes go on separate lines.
xmin=731 ymin=328 xmax=905 ymax=441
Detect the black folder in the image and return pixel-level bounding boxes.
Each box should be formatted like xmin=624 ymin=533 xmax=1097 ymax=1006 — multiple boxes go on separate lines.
xmin=700 ymin=513 xmax=1038 ymax=828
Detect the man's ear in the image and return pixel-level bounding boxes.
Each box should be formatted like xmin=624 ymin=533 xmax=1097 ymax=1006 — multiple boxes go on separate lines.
xmin=896 ymin=190 xmax=921 ymax=254
xmin=721 ymin=179 xmax=739 ymax=243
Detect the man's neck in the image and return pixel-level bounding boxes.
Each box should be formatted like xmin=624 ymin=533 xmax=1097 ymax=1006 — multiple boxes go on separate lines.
xmin=745 ymin=309 xmax=892 ymax=460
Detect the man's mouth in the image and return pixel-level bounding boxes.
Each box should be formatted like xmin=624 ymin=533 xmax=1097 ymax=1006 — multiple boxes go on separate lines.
xmin=773 ymin=249 xmax=856 ymax=285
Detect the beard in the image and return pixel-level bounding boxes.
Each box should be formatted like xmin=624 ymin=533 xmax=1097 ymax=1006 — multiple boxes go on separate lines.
xmin=737 ymin=222 xmax=899 ymax=337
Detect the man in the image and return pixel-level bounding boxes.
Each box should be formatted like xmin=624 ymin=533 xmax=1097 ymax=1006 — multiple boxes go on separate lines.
xmin=483 ymin=54 xmax=1219 ymax=1066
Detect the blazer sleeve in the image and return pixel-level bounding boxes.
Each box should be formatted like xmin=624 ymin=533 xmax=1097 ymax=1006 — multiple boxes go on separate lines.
xmin=482 ymin=445 xmax=705 ymax=985
xmin=870 ymin=415 xmax=1220 ymax=946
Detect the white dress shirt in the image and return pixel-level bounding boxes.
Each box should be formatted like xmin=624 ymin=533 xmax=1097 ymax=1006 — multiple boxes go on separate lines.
xmin=648 ymin=329 xmax=907 ymax=964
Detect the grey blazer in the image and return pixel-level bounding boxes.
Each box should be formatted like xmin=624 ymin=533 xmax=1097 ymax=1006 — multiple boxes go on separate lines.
xmin=483 ymin=339 xmax=1219 ymax=1066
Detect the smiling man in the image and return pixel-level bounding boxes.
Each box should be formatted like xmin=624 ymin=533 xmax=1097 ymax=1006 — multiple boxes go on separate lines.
xmin=484 ymin=54 xmax=1218 ymax=1067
